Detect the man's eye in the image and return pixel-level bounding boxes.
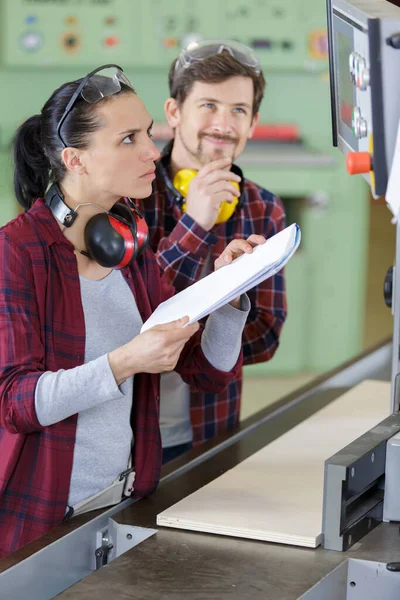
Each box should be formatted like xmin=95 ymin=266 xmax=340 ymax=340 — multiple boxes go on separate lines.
xmin=203 ymin=103 xmax=215 ymax=109
xmin=234 ymin=107 xmax=246 ymax=114
xmin=122 ymin=134 xmax=134 ymax=144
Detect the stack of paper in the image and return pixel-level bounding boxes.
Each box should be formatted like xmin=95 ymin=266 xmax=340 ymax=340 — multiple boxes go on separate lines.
xmin=141 ymin=223 xmax=300 ymax=333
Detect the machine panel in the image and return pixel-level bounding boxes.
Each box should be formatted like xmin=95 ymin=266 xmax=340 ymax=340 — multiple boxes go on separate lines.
xmin=2 ymin=0 xmax=142 ymax=68
xmin=139 ymin=0 xmax=329 ymax=70
xmin=327 ymin=0 xmax=400 ymax=195
xmin=2 ymin=0 xmax=329 ymax=71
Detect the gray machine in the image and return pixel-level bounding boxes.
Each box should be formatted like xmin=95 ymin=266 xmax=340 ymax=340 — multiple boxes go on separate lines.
xmin=322 ymin=0 xmax=400 ymax=555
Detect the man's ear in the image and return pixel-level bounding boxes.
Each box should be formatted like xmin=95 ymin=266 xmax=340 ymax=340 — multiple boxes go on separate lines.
xmin=61 ymin=148 xmax=87 ymax=174
xmin=164 ymin=97 xmax=181 ymax=129
xmin=248 ymin=112 xmax=260 ymax=139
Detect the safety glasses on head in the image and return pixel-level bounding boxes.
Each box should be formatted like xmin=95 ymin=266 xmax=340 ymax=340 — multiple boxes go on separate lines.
xmin=56 ymin=64 xmax=134 ymax=148
xmin=174 ymin=39 xmax=261 ymax=77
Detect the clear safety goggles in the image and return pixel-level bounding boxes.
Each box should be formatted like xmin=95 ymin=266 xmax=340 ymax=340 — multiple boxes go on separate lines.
xmin=57 ymin=64 xmax=134 ymax=148
xmin=174 ymin=40 xmax=261 ymax=76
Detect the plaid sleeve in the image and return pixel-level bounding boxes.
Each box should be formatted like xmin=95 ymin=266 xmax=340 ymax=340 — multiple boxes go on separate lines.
xmin=176 ymin=332 xmax=243 ymax=394
xmin=156 ymin=213 xmax=218 ymax=291
xmin=0 ymin=234 xmax=43 ymax=433
xmin=242 ymin=197 xmax=287 ymax=365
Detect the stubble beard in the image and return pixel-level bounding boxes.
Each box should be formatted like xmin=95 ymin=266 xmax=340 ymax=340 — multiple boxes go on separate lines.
xmin=177 ymin=127 xmax=237 ymax=167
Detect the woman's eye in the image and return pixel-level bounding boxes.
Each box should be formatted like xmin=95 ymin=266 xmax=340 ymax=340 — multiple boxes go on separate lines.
xmin=122 ymin=135 xmax=134 ymax=144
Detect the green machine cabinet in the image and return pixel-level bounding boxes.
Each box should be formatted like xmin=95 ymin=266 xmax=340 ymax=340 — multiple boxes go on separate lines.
xmin=0 ymin=0 xmax=369 ymax=375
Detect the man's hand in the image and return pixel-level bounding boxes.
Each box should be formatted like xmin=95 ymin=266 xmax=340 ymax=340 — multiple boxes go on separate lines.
xmin=184 ymin=157 xmax=241 ymax=231
xmin=214 ymin=235 xmax=266 ymax=308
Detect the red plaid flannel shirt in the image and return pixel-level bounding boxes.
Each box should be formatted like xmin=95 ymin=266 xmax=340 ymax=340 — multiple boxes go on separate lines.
xmin=0 ymin=199 xmax=241 ymax=558
xmin=140 ymin=152 xmax=287 ymax=445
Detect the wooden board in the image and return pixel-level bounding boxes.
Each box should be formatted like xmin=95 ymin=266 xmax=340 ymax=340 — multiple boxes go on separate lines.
xmin=157 ymin=380 xmax=390 ymax=548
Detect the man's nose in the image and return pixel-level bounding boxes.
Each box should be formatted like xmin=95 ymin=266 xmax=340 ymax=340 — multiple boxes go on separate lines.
xmin=210 ymin=109 xmax=234 ymax=133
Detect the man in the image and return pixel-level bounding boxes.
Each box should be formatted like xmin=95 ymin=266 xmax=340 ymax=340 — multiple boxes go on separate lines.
xmin=142 ymin=40 xmax=287 ymax=463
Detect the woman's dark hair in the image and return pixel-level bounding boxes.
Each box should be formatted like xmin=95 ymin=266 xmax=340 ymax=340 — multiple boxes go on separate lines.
xmin=13 ymin=78 xmax=135 ymax=210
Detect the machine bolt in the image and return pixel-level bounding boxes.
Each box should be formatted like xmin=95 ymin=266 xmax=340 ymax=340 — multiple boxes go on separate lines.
xmin=126 ymin=533 xmax=133 ymax=540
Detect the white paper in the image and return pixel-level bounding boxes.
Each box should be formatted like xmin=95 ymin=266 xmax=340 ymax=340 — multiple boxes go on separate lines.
xmin=141 ymin=223 xmax=300 ymax=333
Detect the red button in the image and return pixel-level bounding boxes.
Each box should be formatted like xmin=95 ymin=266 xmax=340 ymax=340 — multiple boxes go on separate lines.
xmin=105 ymin=36 xmax=119 ymax=47
xmin=346 ymin=151 xmax=372 ymax=175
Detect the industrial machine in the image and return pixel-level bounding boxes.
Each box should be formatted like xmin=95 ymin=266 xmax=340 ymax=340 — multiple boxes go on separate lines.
xmin=0 ymin=0 xmax=370 ymax=375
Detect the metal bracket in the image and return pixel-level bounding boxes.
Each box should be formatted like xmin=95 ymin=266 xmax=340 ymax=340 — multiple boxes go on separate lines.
xmin=94 ymin=530 xmax=114 ymax=570
xmin=322 ymin=413 xmax=400 ymax=551
xmin=93 ymin=518 xmax=157 ymax=571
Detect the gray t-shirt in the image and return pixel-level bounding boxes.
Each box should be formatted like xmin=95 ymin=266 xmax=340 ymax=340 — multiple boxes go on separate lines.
xmin=35 ymin=270 xmax=141 ymax=506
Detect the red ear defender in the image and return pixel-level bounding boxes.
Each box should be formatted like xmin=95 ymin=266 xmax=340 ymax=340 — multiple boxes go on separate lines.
xmin=84 ymin=200 xmax=149 ymax=269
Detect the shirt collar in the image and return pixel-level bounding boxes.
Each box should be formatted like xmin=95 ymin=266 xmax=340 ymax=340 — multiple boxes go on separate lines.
xmin=30 ymin=198 xmax=75 ymax=249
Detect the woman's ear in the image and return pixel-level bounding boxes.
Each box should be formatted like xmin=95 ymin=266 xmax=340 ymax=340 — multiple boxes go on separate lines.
xmin=61 ymin=147 xmax=86 ymax=174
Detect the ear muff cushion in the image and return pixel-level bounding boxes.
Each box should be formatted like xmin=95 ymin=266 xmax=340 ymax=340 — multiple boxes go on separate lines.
xmin=84 ymin=213 xmax=129 ymax=268
xmin=112 ymin=202 xmax=149 ymax=259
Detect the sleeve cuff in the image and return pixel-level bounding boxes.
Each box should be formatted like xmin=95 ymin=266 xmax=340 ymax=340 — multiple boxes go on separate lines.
xmin=169 ymin=213 xmax=219 ymax=258
xmin=105 ymin=354 xmax=129 ymax=397
xmin=201 ymin=296 xmax=249 ymax=372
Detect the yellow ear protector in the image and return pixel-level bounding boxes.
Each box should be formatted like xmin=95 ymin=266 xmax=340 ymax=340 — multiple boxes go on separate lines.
xmin=172 ymin=169 xmax=240 ymax=225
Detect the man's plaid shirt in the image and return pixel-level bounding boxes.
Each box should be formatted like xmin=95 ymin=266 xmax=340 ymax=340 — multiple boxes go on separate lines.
xmin=141 ymin=152 xmax=287 ymax=445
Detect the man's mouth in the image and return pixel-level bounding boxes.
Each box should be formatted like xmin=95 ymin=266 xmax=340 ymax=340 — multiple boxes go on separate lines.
xmin=201 ymin=135 xmax=237 ymax=146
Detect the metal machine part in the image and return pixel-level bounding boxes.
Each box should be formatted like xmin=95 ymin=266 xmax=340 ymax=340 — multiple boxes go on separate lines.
xmin=327 ymin=0 xmax=400 ymax=411
xmin=300 ymin=559 xmax=400 ymax=600
xmin=327 ymin=0 xmax=400 ymax=197
xmin=322 ymin=0 xmax=400 ymax=555
xmin=322 ymin=413 xmax=400 ymax=551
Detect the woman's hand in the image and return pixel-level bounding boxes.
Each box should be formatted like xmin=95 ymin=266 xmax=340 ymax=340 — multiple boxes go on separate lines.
xmin=109 ymin=317 xmax=199 ymax=384
xmin=214 ymin=235 xmax=266 ymax=308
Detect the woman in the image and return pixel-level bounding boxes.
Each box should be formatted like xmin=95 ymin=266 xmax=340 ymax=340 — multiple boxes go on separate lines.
xmin=0 ymin=65 xmax=259 ymax=558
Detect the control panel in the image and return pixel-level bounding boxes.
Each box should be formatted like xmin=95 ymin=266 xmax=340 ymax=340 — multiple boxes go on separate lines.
xmin=139 ymin=0 xmax=329 ymax=70
xmin=3 ymin=0 xmax=329 ymax=71
xmin=3 ymin=0 xmax=142 ymax=67
xmin=328 ymin=0 xmax=400 ymax=196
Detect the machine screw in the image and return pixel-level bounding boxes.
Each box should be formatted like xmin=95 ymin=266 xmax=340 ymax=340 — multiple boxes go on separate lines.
xmin=126 ymin=533 xmax=133 ymax=540
xmin=371 ymin=453 xmax=375 ymax=463
xmin=351 ymin=467 xmax=355 ymax=478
